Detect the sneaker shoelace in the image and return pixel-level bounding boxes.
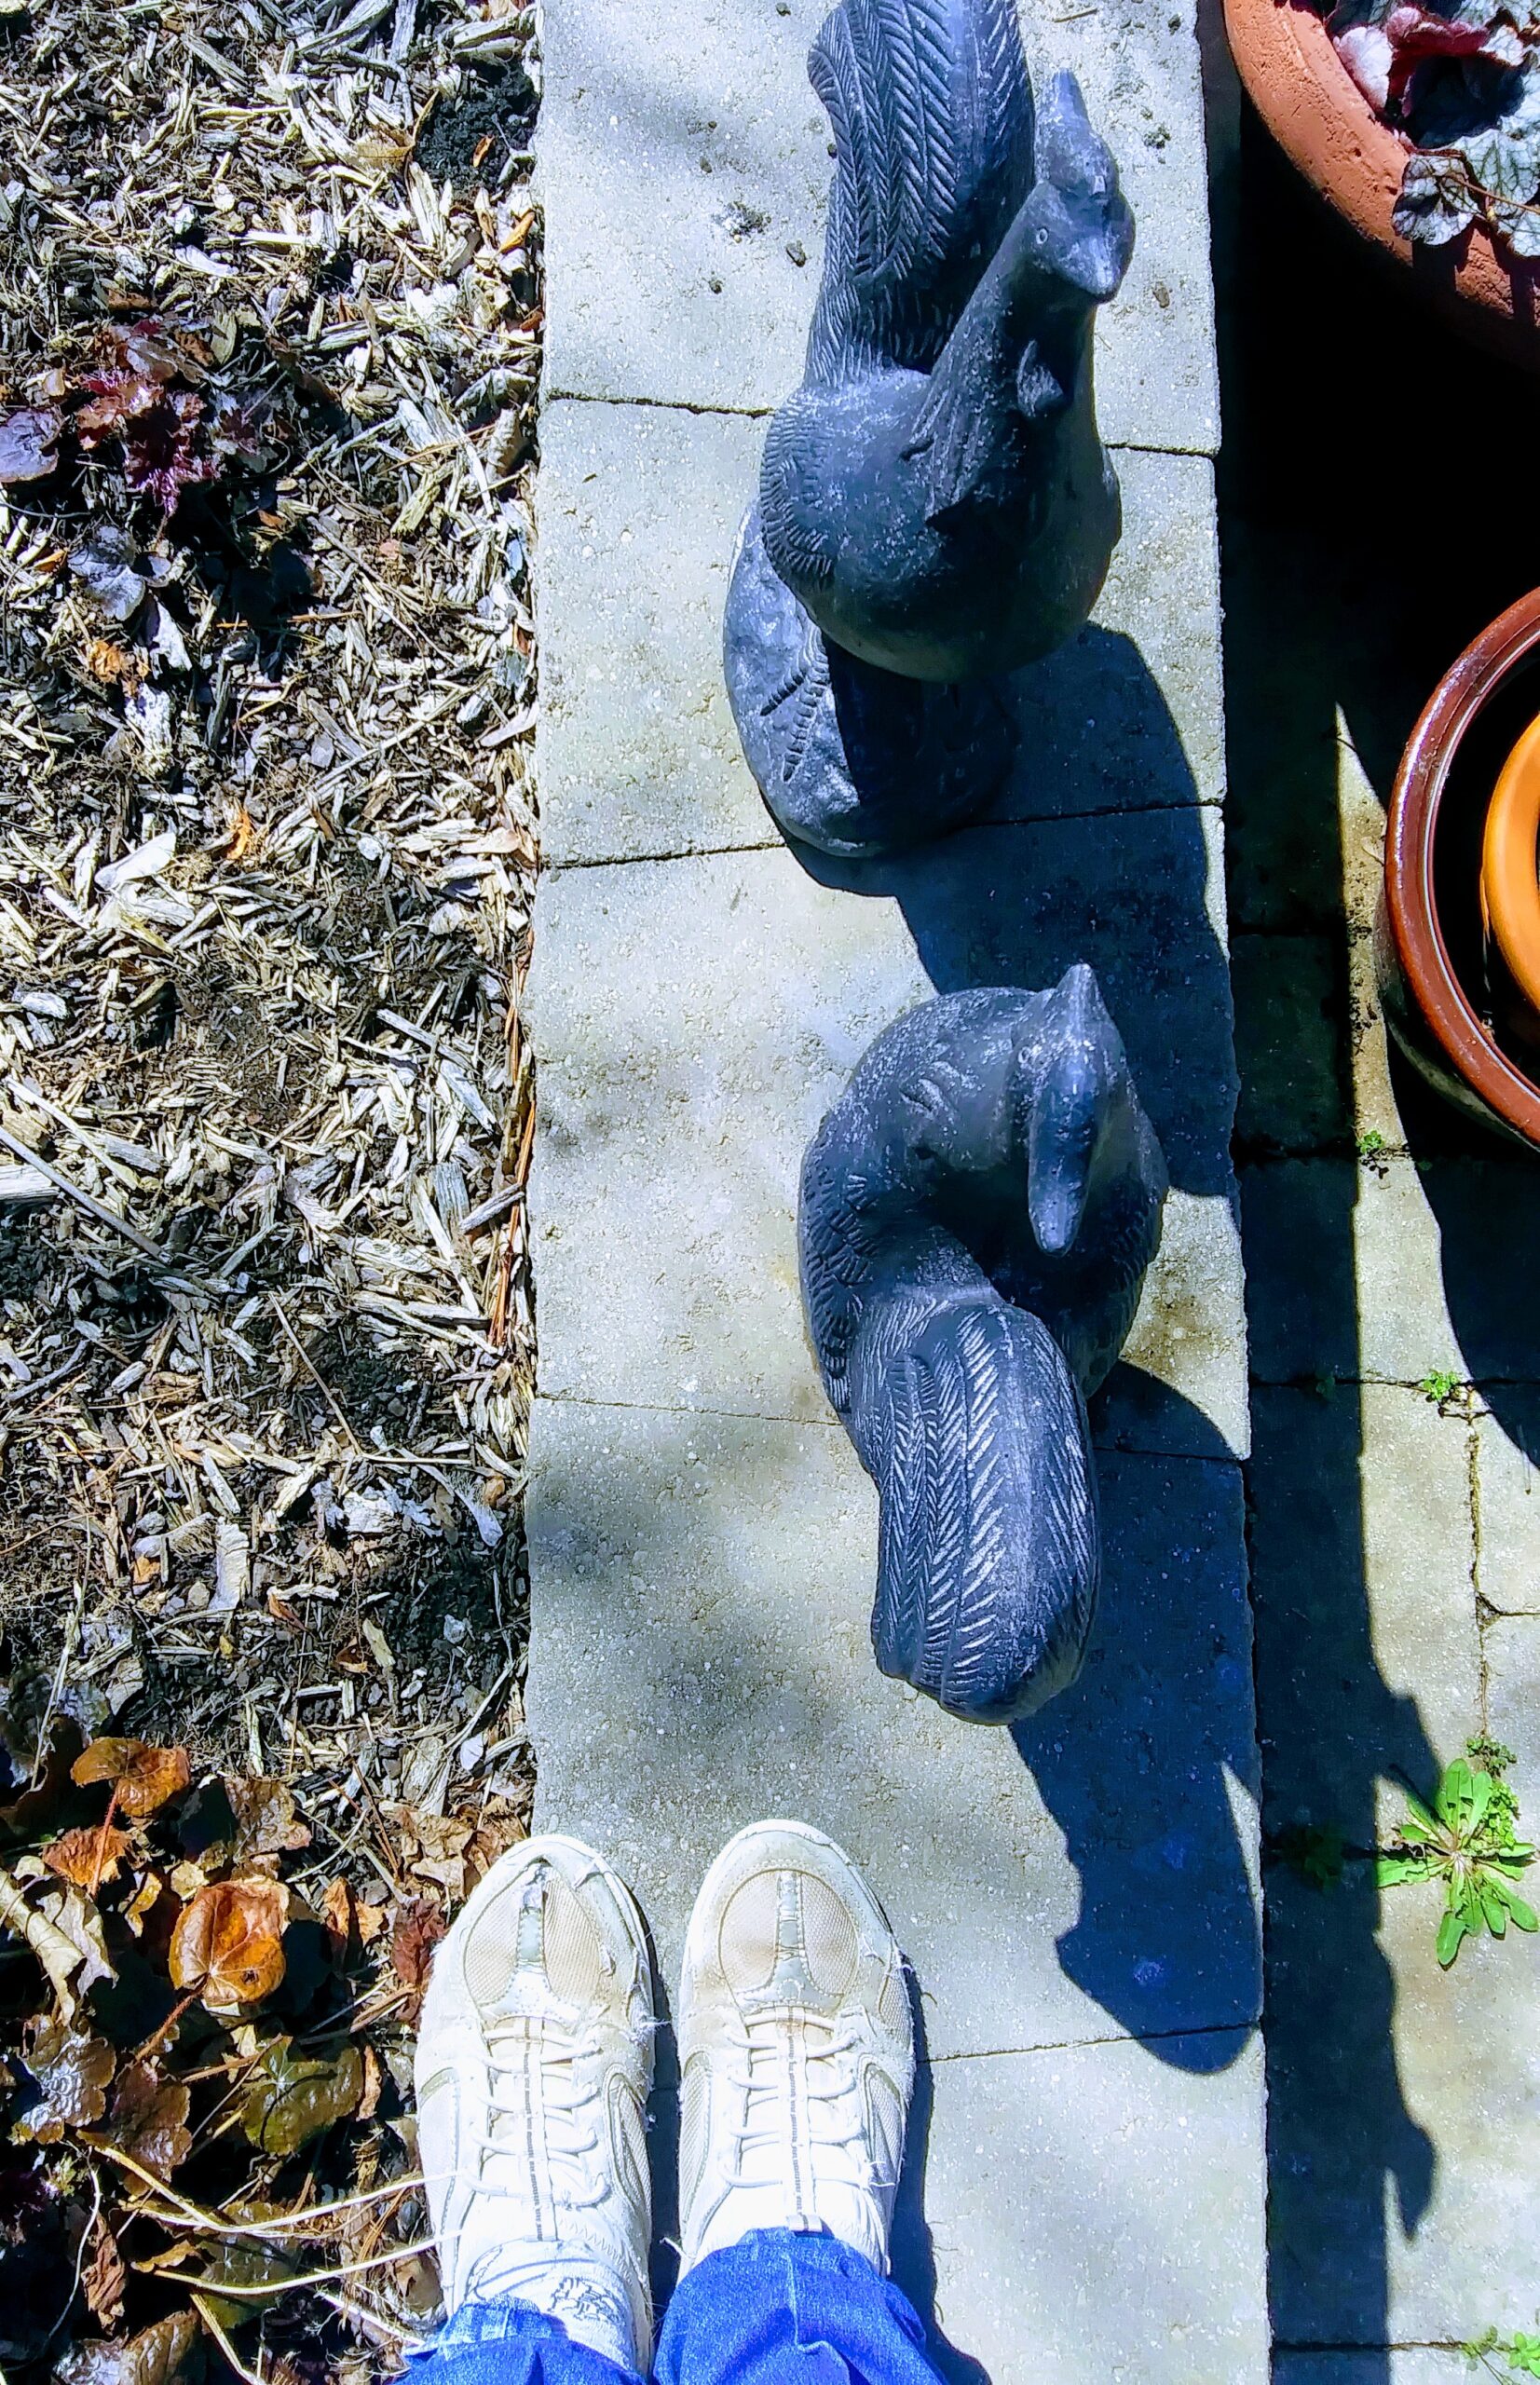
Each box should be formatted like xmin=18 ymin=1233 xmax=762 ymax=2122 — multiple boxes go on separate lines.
xmin=725 ymin=2008 xmax=883 ymax=2202
xmin=474 ymin=2015 xmax=610 ymax=2213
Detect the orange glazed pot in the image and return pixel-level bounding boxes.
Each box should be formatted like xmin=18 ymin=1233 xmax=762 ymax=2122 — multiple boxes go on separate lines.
xmin=1223 ymin=0 xmax=1540 ymax=371
xmin=1380 ymin=590 xmax=1540 ymax=1151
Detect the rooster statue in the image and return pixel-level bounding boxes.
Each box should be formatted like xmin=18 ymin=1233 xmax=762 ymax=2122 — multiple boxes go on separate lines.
xmin=724 ymin=0 xmax=1134 ymax=857
xmin=799 ymin=969 xmax=1165 ymax=1723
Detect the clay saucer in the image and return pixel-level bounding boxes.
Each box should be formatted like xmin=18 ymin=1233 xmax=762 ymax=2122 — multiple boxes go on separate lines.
xmin=1380 ymin=589 xmax=1540 ymax=1148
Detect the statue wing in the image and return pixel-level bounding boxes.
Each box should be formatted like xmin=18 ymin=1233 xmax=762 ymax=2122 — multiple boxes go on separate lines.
xmin=807 ymin=0 xmax=1033 ymax=363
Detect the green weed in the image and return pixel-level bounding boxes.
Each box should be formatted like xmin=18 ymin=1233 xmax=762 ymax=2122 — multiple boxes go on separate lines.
xmin=1419 ymin=1368 xmax=1462 ymax=1405
xmin=1464 ymin=2324 xmax=1540 ymax=2378
xmin=1379 ymin=1746 xmax=1537 ymax=1968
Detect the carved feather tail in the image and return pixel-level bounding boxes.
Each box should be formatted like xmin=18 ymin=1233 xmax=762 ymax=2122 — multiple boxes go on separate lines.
xmin=871 ymin=1299 xmax=1098 ymax=1724
xmin=805 ymin=0 xmax=1035 ymax=374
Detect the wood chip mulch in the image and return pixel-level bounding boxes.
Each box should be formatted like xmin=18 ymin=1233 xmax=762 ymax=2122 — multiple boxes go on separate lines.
xmin=0 ymin=0 xmax=545 ymax=2370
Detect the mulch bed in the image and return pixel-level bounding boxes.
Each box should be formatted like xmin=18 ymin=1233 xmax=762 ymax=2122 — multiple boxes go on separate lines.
xmin=0 ymin=0 xmax=543 ymax=2372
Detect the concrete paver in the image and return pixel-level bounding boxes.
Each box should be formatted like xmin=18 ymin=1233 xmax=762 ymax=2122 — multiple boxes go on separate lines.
xmin=1486 ymin=1611 xmax=1540 ymax=1808
xmin=1247 ymin=1384 xmax=1479 ymax=1829
xmin=1475 ymin=1399 xmax=1540 ymax=1615
xmin=1231 ymin=932 xmax=1346 ymax=1155
xmin=913 ymin=2032 xmax=1267 ymax=2385
xmin=1270 ymin=1829 xmax=1540 ymax=2348
xmin=537 ymin=397 xmax=1224 ymax=869
xmin=1243 ymin=1160 xmax=1463 ymax=1387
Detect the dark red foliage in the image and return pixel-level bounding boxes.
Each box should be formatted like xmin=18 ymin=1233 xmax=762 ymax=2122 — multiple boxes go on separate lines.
xmin=120 ymin=391 xmax=217 ymax=515
xmin=75 ymin=375 xmax=161 ymax=444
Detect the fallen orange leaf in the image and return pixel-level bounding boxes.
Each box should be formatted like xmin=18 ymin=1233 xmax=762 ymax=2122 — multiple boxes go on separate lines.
xmin=44 ymin=1824 xmax=132 ymax=1888
xmin=73 ymin=1738 xmax=191 ymax=1819
xmin=169 ymin=1879 xmax=288 ymax=2010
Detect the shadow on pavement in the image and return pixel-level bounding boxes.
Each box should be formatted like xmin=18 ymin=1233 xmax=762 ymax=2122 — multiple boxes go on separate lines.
xmin=1206 ymin=82 xmax=1540 ymax=2369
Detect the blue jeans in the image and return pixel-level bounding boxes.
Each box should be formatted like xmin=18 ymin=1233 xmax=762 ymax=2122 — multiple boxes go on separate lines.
xmin=414 ymin=2229 xmax=945 ymax=2385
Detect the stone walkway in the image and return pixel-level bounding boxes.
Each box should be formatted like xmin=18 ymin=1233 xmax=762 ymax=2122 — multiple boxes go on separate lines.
xmin=1218 ymin=108 xmax=1540 ymax=2384
xmin=526 ymin=6 xmax=1265 ymax=2379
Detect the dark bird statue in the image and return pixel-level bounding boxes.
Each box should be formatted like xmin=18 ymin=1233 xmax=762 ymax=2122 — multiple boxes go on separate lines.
xmin=799 ymin=970 xmax=1166 ymax=1724
xmin=724 ymin=0 xmax=1134 ymax=855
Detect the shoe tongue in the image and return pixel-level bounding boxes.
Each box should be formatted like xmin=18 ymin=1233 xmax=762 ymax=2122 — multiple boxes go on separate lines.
xmin=767 ymin=1870 xmax=819 ymax=2003
xmin=515 ymin=1877 xmax=547 ymax=1974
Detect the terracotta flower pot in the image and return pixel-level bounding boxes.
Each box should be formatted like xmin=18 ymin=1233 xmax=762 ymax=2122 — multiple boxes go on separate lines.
xmin=1380 ymin=588 xmax=1540 ymax=1150
xmin=1222 ymin=0 xmax=1540 ymax=371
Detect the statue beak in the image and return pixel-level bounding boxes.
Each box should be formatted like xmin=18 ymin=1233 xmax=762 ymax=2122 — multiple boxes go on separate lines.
xmin=1028 ymin=1068 xmax=1096 ymax=1255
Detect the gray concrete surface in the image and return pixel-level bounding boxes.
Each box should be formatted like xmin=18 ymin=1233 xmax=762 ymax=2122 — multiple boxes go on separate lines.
xmin=529 ymin=1 xmax=1261 ymax=2374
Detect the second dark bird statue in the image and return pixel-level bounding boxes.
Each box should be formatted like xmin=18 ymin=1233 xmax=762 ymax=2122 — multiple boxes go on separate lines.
xmin=725 ymin=0 xmax=1135 ymax=857
xmin=799 ymin=970 xmax=1166 ymax=1724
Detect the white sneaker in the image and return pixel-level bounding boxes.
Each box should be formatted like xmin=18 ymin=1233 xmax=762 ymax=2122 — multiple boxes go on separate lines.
xmin=416 ymin=1834 xmax=655 ymax=2369
xmin=675 ymin=1820 xmax=915 ymax=2278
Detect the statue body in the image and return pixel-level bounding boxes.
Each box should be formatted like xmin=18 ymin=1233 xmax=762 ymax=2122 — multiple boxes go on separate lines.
xmin=725 ymin=0 xmax=1134 ymax=854
xmin=799 ymin=969 xmax=1166 ymax=1723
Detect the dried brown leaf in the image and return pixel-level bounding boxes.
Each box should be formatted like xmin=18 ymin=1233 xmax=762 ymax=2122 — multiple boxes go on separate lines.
xmin=43 ymin=1826 xmax=132 ymax=1888
xmin=169 ymin=1879 xmax=288 ymax=2010
xmin=82 ymin=2220 xmax=127 ymax=2329
xmin=42 ymin=1887 xmax=116 ymax=2000
xmin=72 ymin=1741 xmax=191 ymax=1820
xmin=320 ymin=1875 xmax=353 ymax=1958
xmin=56 ymin=2309 xmax=201 ymax=2385
xmin=356 ymin=2039 xmax=384 ymax=2123
xmin=121 ymin=1874 xmax=165 ymax=1939
xmin=226 ymin=1777 xmax=310 ymax=1860
xmin=390 ymin=1897 xmax=446 ymax=1994
xmin=110 ymin=320 xmax=184 ymax=384
xmin=81 ymin=637 xmax=144 ymax=689
xmin=355 ymin=1897 xmax=388 ymax=1945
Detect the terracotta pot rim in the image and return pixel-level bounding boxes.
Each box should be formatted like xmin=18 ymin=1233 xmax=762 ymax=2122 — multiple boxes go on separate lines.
xmin=1386 ymin=588 xmax=1540 ymax=1147
xmin=1222 ymin=0 xmax=1540 ymax=368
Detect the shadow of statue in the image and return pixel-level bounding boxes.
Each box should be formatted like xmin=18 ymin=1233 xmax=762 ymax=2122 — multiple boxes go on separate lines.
xmin=789 ymin=631 xmax=1235 ymax=1210
xmin=1015 ymin=1383 xmax=1261 ymax=2070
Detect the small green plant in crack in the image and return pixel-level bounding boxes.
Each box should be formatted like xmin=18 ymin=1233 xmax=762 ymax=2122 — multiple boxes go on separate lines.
xmin=1356 ymin=1127 xmax=1387 ymax=1159
xmin=1418 ymin=1367 xmax=1463 ymax=1407
xmin=1463 ymin=2324 xmax=1540 ymax=2378
xmin=1378 ymin=1745 xmax=1537 ymax=1968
